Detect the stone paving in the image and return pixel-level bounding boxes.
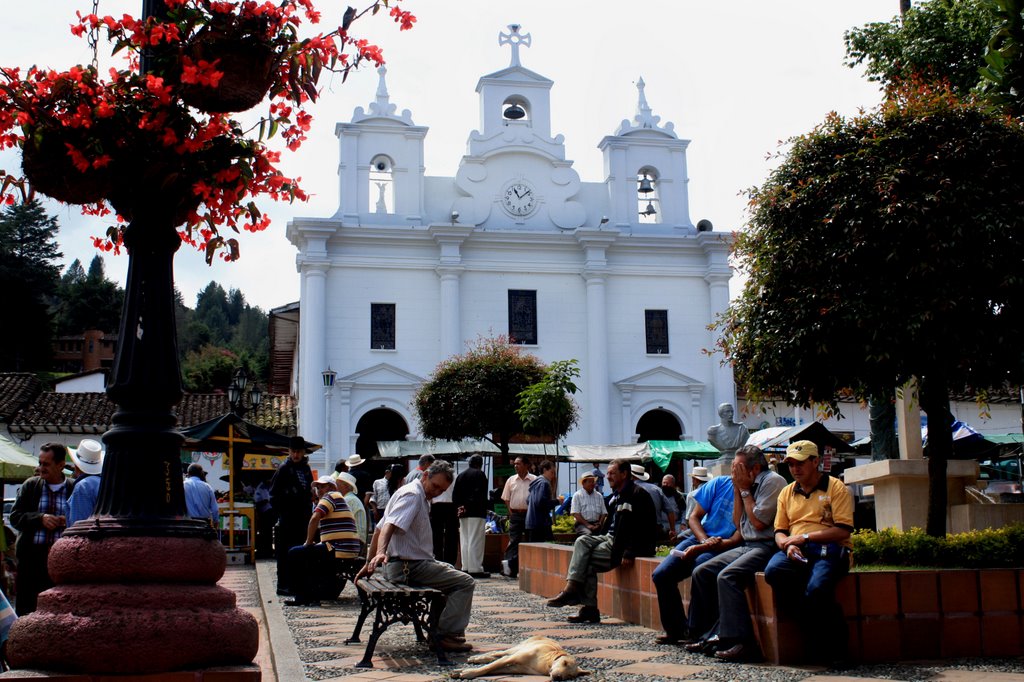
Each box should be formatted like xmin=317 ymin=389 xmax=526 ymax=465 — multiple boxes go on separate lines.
xmin=228 ymin=561 xmax=1024 ymax=682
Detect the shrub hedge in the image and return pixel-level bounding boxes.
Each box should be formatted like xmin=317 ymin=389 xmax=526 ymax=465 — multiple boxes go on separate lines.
xmin=852 ymin=524 xmax=1024 ymax=569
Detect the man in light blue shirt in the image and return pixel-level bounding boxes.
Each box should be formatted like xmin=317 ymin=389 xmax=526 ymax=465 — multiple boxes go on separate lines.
xmin=67 ymin=439 xmax=105 ymax=526
xmin=651 ymin=467 xmax=736 ymax=644
xmin=184 ymin=464 xmax=220 ymax=526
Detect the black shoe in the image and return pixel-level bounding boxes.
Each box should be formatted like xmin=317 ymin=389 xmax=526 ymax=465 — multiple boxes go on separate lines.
xmin=567 ymin=606 xmax=600 ymax=623
xmin=547 ymin=588 xmax=583 ymax=608
xmin=283 ymin=598 xmax=320 ymax=607
xmin=276 ymin=587 xmax=291 ymax=596
xmin=715 ymin=642 xmax=761 ymax=663
xmin=655 ymin=634 xmax=682 ymax=645
xmin=469 ymin=572 xmax=491 ymax=579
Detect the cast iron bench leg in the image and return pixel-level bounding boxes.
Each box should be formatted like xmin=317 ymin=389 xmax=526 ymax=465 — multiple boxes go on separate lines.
xmin=344 ymin=588 xmax=372 ymax=645
xmin=355 ymin=602 xmax=387 ymax=668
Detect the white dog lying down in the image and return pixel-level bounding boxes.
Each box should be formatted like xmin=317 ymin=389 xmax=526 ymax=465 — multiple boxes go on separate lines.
xmin=454 ymin=636 xmax=590 ymax=680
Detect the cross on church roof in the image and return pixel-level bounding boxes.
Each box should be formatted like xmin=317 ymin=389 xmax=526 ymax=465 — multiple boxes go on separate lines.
xmin=499 ymin=24 xmax=532 ymax=68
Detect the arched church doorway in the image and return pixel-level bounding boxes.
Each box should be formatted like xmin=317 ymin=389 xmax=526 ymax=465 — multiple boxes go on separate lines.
xmin=635 ymin=409 xmax=683 ymax=443
xmin=354 ymin=408 xmax=409 ymax=466
xmin=635 ymin=409 xmax=683 ymax=479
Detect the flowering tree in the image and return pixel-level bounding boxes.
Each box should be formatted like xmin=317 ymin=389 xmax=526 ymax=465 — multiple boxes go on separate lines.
xmin=716 ymin=84 xmax=1024 ymax=536
xmin=0 ymin=0 xmax=415 ymax=262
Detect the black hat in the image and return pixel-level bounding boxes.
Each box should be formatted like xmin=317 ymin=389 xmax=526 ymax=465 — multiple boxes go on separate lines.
xmin=288 ymin=436 xmax=307 ymax=451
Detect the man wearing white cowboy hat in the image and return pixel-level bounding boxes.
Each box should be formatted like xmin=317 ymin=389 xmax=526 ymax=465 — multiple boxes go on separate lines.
xmin=343 ymin=453 xmax=373 ymax=502
xmin=630 ymin=463 xmax=677 ymax=543
xmin=67 ymin=439 xmax=105 ymax=527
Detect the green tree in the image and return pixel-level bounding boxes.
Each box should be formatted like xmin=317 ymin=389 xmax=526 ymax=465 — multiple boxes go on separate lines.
xmin=516 ymin=359 xmax=581 ymax=449
xmin=716 ymin=86 xmax=1024 ymax=537
xmin=181 ymin=344 xmax=240 ymax=393
xmin=414 ymin=336 xmax=547 ymax=461
xmin=844 ymin=0 xmax=997 ymax=95
xmin=0 ymin=199 xmax=61 ymax=370
xmin=979 ymin=0 xmax=1024 ymax=115
xmin=53 ymin=255 xmax=125 ymax=335
xmin=194 ymin=281 xmax=231 ymax=345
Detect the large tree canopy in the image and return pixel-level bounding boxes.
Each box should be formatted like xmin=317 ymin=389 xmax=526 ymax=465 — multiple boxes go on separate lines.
xmin=718 ymin=86 xmax=1024 ymax=534
xmin=414 ymin=336 xmax=549 ymax=459
xmin=844 ymin=0 xmax=997 ymax=96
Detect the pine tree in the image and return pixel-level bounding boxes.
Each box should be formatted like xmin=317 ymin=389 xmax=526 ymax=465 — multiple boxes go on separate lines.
xmin=0 ymin=200 xmax=61 ymax=370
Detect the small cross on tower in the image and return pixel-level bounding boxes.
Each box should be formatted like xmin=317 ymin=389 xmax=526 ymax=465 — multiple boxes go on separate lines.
xmin=498 ymin=24 xmax=532 ymax=68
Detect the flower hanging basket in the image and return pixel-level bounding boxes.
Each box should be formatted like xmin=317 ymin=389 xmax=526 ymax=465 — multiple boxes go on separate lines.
xmin=21 ymin=124 xmax=114 ymax=205
xmin=179 ymin=31 xmax=278 ymax=114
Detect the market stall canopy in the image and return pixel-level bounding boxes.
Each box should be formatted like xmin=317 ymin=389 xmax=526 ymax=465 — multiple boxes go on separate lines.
xmin=376 ymin=439 xmax=567 ymax=459
xmin=0 ymin=433 xmax=38 ymax=481
xmin=564 ymin=444 xmax=648 ymax=463
xmin=181 ymin=412 xmax=319 ymax=453
xmin=647 ymin=440 xmax=721 ymax=471
xmin=746 ymin=422 xmax=854 ymax=453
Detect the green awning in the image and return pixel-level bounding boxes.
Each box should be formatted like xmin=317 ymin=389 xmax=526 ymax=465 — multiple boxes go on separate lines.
xmin=985 ymin=434 xmax=1024 ymax=444
xmin=647 ymin=440 xmax=721 ymax=471
xmin=0 ymin=434 xmax=39 ymax=481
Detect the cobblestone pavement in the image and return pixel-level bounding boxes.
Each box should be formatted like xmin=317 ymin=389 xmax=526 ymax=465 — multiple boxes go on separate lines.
xmin=233 ymin=561 xmax=1024 ymax=682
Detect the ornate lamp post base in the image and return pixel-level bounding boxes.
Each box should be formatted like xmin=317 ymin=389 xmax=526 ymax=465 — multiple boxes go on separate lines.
xmin=7 ymin=527 xmax=258 ymax=675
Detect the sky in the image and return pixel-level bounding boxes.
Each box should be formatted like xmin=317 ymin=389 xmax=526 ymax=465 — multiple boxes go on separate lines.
xmin=0 ymin=0 xmax=901 ymax=311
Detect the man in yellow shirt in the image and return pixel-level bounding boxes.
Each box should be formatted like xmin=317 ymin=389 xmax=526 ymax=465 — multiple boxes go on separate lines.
xmin=765 ymin=440 xmax=853 ymax=666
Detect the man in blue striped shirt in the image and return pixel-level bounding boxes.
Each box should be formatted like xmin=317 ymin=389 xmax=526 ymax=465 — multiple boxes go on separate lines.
xmin=183 ymin=464 xmax=220 ymax=526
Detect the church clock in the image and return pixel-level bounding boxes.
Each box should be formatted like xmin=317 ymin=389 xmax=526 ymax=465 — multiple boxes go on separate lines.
xmin=501 ymin=181 xmax=537 ymax=217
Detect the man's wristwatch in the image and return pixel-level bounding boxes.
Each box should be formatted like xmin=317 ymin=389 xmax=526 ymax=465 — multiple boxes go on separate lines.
xmin=802 ymin=533 xmax=810 ymax=541
xmin=740 ymin=490 xmax=751 ymax=498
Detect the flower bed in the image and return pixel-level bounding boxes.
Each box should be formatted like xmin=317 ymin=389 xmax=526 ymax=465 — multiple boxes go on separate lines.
xmin=519 ymin=541 xmax=1024 ymax=664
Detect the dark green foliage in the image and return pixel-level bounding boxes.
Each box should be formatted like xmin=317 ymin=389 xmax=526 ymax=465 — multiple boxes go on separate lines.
xmin=0 ymin=199 xmax=61 ymax=370
xmin=717 ymin=87 xmax=1024 ymax=535
xmin=53 ymin=255 xmax=124 ymax=335
xmin=845 ymin=0 xmax=997 ymax=96
xmin=853 ymin=525 xmax=1024 ymax=568
xmin=516 ymin=359 xmax=581 ymax=444
xmin=414 ymin=336 xmax=546 ymax=458
xmin=979 ymin=0 xmax=1024 ymax=116
xmin=178 ymin=282 xmax=268 ymax=391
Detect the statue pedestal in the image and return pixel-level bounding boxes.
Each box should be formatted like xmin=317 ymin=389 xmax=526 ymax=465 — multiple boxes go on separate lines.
xmin=707 ymin=456 xmax=732 ymax=478
xmin=844 ymin=459 xmax=978 ymax=531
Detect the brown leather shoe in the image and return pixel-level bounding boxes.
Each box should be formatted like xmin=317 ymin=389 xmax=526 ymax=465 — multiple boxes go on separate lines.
xmin=438 ymin=636 xmax=472 ymax=653
xmin=547 ymin=587 xmax=583 ymax=608
xmin=715 ymin=642 xmax=760 ymax=662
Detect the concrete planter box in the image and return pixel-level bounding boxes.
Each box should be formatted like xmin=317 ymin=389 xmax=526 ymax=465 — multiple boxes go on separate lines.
xmin=519 ymin=542 xmax=1024 ymax=664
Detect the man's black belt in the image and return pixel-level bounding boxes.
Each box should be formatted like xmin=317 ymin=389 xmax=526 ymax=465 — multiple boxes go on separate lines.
xmin=509 ymin=508 xmax=527 ymax=514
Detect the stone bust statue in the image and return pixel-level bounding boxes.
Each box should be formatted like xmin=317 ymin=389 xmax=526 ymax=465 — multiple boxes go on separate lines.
xmin=707 ymin=403 xmax=750 ymax=457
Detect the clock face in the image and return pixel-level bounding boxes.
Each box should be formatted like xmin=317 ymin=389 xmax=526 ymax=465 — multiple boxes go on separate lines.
xmin=502 ymin=182 xmax=537 ymax=217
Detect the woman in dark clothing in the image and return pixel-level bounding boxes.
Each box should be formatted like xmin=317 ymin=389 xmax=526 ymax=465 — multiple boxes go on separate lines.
xmin=525 ymin=460 xmax=561 ymax=543
xmin=269 ymin=435 xmax=313 ymax=595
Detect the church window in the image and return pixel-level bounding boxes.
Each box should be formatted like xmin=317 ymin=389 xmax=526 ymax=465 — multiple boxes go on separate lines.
xmin=645 ymin=309 xmax=669 ymax=354
xmin=508 ymin=290 xmax=537 ymax=345
xmin=369 ymin=155 xmax=394 ymax=214
xmin=502 ymin=95 xmax=531 ymax=125
xmin=638 ymin=167 xmax=660 ymax=224
xmin=370 ymin=303 xmax=396 ymax=349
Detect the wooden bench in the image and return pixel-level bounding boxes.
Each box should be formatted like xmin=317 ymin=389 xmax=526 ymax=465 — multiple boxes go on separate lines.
xmin=344 ymin=576 xmax=449 ymax=668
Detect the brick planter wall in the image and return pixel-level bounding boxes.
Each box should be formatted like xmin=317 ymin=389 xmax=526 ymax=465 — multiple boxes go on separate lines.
xmin=519 ymin=542 xmax=1024 ymax=664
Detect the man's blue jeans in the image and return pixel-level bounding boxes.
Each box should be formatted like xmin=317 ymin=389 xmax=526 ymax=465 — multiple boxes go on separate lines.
xmin=652 ymin=535 xmax=716 ymax=638
xmin=764 ymin=548 xmax=850 ymax=660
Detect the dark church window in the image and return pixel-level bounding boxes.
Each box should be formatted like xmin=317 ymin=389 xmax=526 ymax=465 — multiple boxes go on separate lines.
xmin=371 ymin=303 xmax=396 ymax=349
xmin=508 ymin=290 xmax=537 ymax=345
xmin=645 ymin=309 xmax=669 ymax=354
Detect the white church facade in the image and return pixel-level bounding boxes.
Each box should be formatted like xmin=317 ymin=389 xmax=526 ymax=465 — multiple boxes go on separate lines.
xmin=287 ymin=25 xmax=737 ymax=464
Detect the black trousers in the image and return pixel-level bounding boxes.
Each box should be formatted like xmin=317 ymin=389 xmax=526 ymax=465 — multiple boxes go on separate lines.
xmin=275 ymin=515 xmax=308 ymax=590
xmin=430 ymin=502 xmax=460 ymax=565
xmin=505 ymin=511 xmax=527 ymax=577
xmin=287 ymin=542 xmax=330 ymax=602
xmin=15 ymin=543 xmax=54 ymax=616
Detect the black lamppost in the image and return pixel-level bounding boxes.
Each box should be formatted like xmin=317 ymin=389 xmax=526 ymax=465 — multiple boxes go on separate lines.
xmin=6 ymin=1 xmax=259 ymax=673
xmin=228 ymin=366 xmax=263 ymax=418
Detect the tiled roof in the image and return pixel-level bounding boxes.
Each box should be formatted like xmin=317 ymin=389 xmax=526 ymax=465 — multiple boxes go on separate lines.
xmin=0 ymin=373 xmax=43 ymax=422
xmin=8 ymin=391 xmax=296 ymax=436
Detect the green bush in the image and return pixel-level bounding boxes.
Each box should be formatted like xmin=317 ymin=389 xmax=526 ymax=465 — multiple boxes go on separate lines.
xmin=852 ymin=524 xmax=1024 ymax=569
xmin=551 ymin=513 xmax=576 ymax=534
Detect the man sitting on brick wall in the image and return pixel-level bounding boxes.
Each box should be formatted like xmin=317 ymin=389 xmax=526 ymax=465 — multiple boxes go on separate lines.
xmin=546 ymin=458 xmax=657 ymax=624
xmin=765 ymin=440 xmax=854 ymax=667
xmin=684 ymin=445 xmax=786 ymax=660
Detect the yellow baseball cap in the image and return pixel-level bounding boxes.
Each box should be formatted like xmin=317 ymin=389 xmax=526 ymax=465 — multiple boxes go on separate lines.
xmin=785 ymin=440 xmax=819 ymax=462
